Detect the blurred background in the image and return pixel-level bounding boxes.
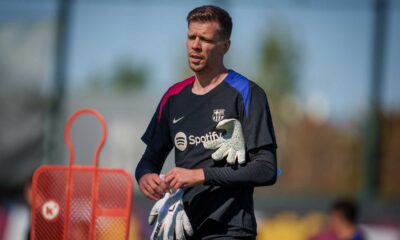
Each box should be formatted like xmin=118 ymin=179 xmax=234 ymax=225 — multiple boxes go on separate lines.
xmin=0 ymin=0 xmax=399 ymax=239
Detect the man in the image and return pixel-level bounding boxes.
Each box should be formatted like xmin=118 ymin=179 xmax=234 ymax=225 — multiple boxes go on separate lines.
xmin=135 ymin=5 xmax=278 ymax=239
xmin=329 ymin=199 xmax=365 ymax=240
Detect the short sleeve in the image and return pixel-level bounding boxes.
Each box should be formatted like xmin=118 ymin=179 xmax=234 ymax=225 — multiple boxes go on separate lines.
xmin=241 ymin=84 xmax=277 ymax=151
xmin=141 ymin=100 xmax=173 ymax=153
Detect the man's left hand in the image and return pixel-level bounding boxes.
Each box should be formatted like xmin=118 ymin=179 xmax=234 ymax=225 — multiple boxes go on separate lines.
xmin=165 ymin=167 xmax=205 ymax=191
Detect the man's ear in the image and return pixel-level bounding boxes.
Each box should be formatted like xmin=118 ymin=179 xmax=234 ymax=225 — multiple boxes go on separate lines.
xmin=223 ymin=39 xmax=231 ymax=54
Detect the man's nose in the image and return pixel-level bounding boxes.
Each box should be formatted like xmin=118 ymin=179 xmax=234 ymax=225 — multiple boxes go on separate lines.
xmin=192 ymin=37 xmax=201 ymax=50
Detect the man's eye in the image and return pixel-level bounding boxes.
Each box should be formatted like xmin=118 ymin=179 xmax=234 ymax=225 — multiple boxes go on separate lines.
xmin=202 ymin=38 xmax=213 ymax=43
xmin=188 ymin=35 xmax=196 ymax=40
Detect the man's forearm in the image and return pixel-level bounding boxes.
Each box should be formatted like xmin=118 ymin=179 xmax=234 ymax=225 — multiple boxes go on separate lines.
xmin=135 ymin=147 xmax=169 ymax=183
xmin=202 ymin=145 xmax=277 ymax=187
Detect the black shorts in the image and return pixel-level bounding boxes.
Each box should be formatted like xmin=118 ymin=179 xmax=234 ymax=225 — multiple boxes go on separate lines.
xmin=186 ymin=219 xmax=256 ymax=240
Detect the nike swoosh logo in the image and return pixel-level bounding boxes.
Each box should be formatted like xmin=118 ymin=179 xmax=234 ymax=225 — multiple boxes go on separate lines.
xmin=173 ymin=116 xmax=184 ymax=124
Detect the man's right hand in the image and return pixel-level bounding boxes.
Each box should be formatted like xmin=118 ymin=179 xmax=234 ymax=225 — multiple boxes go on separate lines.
xmin=139 ymin=173 xmax=170 ymax=200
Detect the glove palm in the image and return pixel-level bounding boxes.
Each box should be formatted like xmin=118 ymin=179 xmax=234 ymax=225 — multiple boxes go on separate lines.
xmin=203 ymin=118 xmax=246 ymax=164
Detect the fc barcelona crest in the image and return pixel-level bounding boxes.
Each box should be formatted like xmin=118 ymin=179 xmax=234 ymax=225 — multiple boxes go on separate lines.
xmin=212 ymin=109 xmax=225 ymax=122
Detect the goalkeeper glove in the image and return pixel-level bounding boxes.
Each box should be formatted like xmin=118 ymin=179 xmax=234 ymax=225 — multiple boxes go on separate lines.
xmin=148 ymin=188 xmax=193 ymax=240
xmin=203 ymin=118 xmax=246 ymax=164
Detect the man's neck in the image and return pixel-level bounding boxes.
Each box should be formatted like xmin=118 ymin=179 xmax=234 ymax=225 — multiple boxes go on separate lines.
xmin=192 ymin=66 xmax=228 ymax=95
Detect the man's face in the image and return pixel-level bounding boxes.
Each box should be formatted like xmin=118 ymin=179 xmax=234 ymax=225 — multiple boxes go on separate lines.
xmin=329 ymin=211 xmax=347 ymax=236
xmin=186 ymin=21 xmax=230 ymax=73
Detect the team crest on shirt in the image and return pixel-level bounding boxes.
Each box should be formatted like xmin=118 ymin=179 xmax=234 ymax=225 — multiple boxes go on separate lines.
xmin=212 ymin=109 xmax=225 ymax=122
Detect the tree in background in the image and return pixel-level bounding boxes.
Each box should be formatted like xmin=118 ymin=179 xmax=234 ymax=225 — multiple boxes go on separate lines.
xmin=89 ymin=58 xmax=147 ymax=94
xmin=256 ymin=23 xmax=362 ymax=196
xmin=256 ymin=23 xmax=301 ymax=186
xmin=111 ymin=59 xmax=146 ymax=93
xmin=257 ymin=23 xmax=299 ymax=106
xmin=256 ymin=23 xmax=301 ymax=147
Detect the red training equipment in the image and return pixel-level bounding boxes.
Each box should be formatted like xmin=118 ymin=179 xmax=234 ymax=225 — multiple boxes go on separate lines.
xmin=31 ymin=108 xmax=133 ymax=240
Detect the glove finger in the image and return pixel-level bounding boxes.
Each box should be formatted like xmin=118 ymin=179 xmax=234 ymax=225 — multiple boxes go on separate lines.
xmin=216 ymin=119 xmax=235 ymax=131
xmin=211 ymin=144 xmax=229 ymax=161
xmin=203 ymin=137 xmax=224 ymax=149
xmin=148 ymin=199 xmax=164 ymax=225
xmin=150 ymin=221 xmax=163 ymax=240
xmin=162 ymin=215 xmax=171 ymax=240
xmin=233 ymin=119 xmax=243 ymax=133
xmin=175 ymin=211 xmax=186 ymax=240
xmin=237 ymin=150 xmax=246 ymax=164
xmin=226 ymin=148 xmax=236 ymax=164
xmin=202 ymin=139 xmax=213 ymax=149
xmin=148 ymin=213 xmax=158 ymax=226
xmin=181 ymin=208 xmax=194 ymax=236
xmin=232 ymin=119 xmax=245 ymax=146
xmin=164 ymin=202 xmax=178 ymax=240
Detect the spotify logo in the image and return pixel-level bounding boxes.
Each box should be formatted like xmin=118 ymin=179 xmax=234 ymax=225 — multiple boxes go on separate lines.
xmin=174 ymin=132 xmax=187 ymax=151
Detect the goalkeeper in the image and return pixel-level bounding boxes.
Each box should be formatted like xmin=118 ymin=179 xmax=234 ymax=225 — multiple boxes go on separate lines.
xmin=135 ymin=5 xmax=278 ymax=239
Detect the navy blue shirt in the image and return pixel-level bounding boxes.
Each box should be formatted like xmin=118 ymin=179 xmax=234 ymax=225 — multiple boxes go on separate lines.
xmin=137 ymin=69 xmax=277 ymax=234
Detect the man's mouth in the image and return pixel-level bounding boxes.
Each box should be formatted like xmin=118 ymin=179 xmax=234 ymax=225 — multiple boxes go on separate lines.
xmin=190 ymin=54 xmax=203 ymax=60
xmin=189 ymin=54 xmax=203 ymax=64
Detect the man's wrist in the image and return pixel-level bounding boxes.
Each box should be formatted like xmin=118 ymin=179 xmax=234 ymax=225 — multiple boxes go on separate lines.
xmin=194 ymin=169 xmax=205 ymax=185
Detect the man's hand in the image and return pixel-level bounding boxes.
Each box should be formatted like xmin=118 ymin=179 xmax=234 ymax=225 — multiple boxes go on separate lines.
xmin=165 ymin=168 xmax=205 ymax=191
xmin=139 ymin=173 xmax=169 ymax=201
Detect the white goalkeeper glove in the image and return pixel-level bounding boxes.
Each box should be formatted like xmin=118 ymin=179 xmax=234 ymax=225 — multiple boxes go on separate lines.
xmin=148 ymin=188 xmax=193 ymax=240
xmin=203 ymin=118 xmax=246 ymax=164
